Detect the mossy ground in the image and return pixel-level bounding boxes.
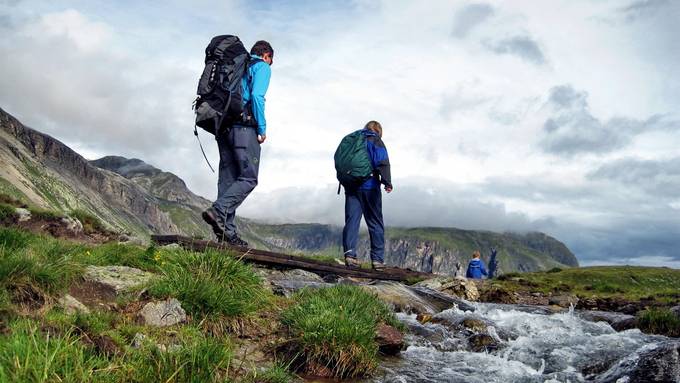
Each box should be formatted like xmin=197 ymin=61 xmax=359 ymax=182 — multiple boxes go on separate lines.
xmin=493 ymin=266 xmax=680 ymax=305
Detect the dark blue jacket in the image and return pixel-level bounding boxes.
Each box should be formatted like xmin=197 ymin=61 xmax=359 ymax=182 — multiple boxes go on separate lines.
xmin=466 ymin=258 xmax=488 ymax=279
xmin=360 ymin=129 xmax=392 ymax=190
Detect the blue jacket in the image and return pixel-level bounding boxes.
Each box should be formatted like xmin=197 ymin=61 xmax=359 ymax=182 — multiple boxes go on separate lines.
xmin=241 ymin=54 xmax=271 ymax=136
xmin=360 ymin=129 xmax=392 ymax=190
xmin=466 ymin=258 xmax=488 ymax=279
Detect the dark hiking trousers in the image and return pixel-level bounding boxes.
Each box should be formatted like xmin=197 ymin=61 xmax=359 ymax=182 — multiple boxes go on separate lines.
xmin=212 ymin=125 xmax=261 ymax=237
xmin=343 ymin=188 xmax=385 ymax=263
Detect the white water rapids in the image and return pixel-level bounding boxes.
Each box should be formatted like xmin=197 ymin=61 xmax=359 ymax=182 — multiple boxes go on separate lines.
xmin=371 ymin=303 xmax=674 ymax=383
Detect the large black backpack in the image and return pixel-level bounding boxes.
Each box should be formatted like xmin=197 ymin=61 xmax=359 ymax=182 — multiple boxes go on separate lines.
xmin=334 ymin=130 xmax=373 ymax=193
xmin=193 ymin=35 xmax=251 ymax=135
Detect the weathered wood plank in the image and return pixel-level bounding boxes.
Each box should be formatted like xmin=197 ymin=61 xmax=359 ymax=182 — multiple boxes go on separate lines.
xmin=151 ymin=235 xmax=432 ymax=282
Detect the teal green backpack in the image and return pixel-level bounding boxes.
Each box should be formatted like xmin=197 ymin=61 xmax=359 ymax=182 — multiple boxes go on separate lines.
xmin=334 ymin=130 xmax=373 ymax=193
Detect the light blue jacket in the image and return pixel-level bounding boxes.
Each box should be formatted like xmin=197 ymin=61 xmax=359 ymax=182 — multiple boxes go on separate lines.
xmin=241 ymin=54 xmax=271 ymax=136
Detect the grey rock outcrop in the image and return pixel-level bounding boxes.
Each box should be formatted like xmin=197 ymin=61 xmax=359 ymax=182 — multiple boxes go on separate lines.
xmin=15 ymin=208 xmax=30 ymax=222
xmin=138 ymin=298 xmax=186 ymax=327
xmin=58 ymin=294 xmax=90 ymax=314
xmin=83 ymin=266 xmax=156 ymax=295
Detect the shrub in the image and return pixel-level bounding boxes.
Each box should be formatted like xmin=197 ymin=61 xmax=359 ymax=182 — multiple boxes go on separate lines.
xmin=637 ymin=308 xmax=680 ymax=337
xmin=147 ymin=249 xmax=268 ymax=318
xmin=547 ymin=267 xmax=563 ymax=273
xmin=280 ymin=284 xmax=399 ymax=378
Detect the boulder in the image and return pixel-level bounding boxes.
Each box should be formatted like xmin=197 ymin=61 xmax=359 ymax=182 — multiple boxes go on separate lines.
xmin=408 ymin=285 xmax=476 ymax=312
xmin=578 ymin=310 xmax=637 ymax=332
xmin=364 ymin=281 xmax=438 ymax=314
xmin=671 ymin=305 xmax=680 ymax=319
xmin=61 ymin=216 xmax=83 ymax=234
xmin=269 ymin=279 xmax=332 ymax=297
xmin=479 ymin=286 xmax=518 ymax=304
xmin=468 ymin=333 xmax=500 ymax=353
xmin=83 ymin=265 xmax=156 ymax=296
xmin=416 ymin=277 xmax=480 ymax=301
xmin=138 ymin=298 xmax=186 ymax=327
xmin=57 ymin=294 xmax=90 ymax=315
xmin=375 ymin=323 xmax=404 ymax=355
xmin=548 ymin=294 xmax=579 ymax=308
xmin=280 ymin=269 xmax=325 ymax=283
xmin=15 ymin=208 xmax=31 ymax=222
xmin=595 ymin=341 xmax=680 ymax=383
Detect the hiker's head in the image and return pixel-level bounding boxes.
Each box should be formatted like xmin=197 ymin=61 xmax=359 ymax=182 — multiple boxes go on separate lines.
xmin=364 ymin=120 xmax=383 ymax=138
xmin=472 ymin=251 xmax=481 ymax=259
xmin=251 ymin=40 xmax=274 ymax=65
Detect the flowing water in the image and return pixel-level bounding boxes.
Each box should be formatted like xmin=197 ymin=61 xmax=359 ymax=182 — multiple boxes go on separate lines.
xmin=371 ymin=302 xmax=675 ymax=383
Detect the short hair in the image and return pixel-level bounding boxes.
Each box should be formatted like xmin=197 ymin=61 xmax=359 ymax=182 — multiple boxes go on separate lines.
xmin=364 ymin=120 xmax=383 ymax=138
xmin=472 ymin=250 xmax=481 ymax=258
xmin=250 ymin=40 xmax=274 ymax=59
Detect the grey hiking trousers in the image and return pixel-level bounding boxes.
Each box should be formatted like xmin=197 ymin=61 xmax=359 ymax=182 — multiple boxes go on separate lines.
xmin=212 ymin=125 xmax=261 ymax=237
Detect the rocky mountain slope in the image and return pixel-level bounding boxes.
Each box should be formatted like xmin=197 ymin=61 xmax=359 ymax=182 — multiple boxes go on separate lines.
xmin=0 ymin=107 xmax=578 ymax=274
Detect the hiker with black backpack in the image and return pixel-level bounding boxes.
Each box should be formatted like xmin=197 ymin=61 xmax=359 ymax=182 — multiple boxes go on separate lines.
xmin=194 ymin=36 xmax=273 ymax=246
xmin=334 ymin=121 xmax=392 ymax=270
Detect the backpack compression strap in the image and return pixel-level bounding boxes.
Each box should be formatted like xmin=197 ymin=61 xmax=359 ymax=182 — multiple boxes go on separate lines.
xmin=194 ymin=124 xmax=215 ymax=173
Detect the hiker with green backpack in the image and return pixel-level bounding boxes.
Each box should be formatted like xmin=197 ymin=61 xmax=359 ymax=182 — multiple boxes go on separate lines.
xmin=334 ymin=121 xmax=393 ymax=270
xmin=193 ymin=36 xmax=273 ymax=246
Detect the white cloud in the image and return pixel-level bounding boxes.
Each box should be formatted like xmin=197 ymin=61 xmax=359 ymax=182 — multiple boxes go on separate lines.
xmin=1 ymin=1 xmax=679 ymax=266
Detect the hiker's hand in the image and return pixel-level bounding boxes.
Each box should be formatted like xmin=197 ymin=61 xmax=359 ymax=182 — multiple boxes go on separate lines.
xmin=257 ymin=134 xmax=266 ymax=144
xmin=384 ymin=185 xmax=393 ymax=193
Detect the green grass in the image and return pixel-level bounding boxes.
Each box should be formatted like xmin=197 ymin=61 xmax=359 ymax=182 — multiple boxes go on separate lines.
xmin=147 ymin=249 xmax=269 ymax=319
xmin=247 ymin=362 xmax=296 ymax=383
xmin=120 ymin=336 xmax=232 ymax=383
xmin=280 ymin=284 xmax=399 ymax=378
xmin=0 ymin=203 xmax=16 ymax=223
xmin=0 ymin=228 xmax=83 ymax=300
xmin=637 ymin=308 xmax=680 ymax=337
xmin=0 ymin=319 xmax=112 ymax=382
xmin=492 ymin=266 xmax=680 ymax=304
xmin=29 ymin=207 xmax=64 ymax=221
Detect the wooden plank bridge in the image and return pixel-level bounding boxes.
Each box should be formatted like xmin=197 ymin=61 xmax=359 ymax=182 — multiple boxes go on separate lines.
xmin=151 ymin=235 xmax=433 ymax=282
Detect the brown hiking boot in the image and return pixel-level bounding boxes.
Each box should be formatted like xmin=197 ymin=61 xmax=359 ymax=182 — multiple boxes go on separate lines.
xmin=202 ymin=208 xmax=224 ymax=239
xmin=372 ymin=261 xmax=387 ymax=271
xmin=344 ymin=256 xmax=360 ymax=269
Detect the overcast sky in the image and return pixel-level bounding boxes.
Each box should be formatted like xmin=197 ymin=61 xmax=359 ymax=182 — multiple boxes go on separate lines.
xmin=1 ymin=0 xmax=679 ymax=267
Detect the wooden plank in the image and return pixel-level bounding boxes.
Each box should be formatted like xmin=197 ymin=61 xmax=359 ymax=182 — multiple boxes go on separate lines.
xmin=151 ymin=234 xmax=432 ymax=282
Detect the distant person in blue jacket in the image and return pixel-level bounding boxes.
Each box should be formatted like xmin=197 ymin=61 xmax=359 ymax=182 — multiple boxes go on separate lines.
xmin=343 ymin=121 xmax=392 ymax=271
xmin=466 ymin=250 xmax=488 ymax=279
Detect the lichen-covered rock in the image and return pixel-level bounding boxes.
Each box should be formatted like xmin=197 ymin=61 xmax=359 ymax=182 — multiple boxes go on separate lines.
xmin=83 ymin=265 xmax=156 ymax=295
xmin=416 ymin=277 xmax=479 ymax=301
xmin=548 ymin=294 xmax=579 ymax=308
xmin=279 ymin=269 xmax=324 ymax=283
xmin=61 ymin=216 xmax=83 ymax=234
xmin=138 ymin=298 xmax=186 ymax=327
xmin=57 ymin=294 xmax=90 ymax=314
xmin=375 ymin=323 xmax=404 ymax=355
xmin=15 ymin=208 xmax=31 ymax=222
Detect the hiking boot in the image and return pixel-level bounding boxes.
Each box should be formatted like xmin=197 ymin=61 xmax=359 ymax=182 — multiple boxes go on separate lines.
xmin=344 ymin=256 xmax=360 ymax=269
xmin=202 ymin=208 xmax=225 ymax=238
xmin=225 ymin=234 xmax=249 ymax=248
xmin=372 ymin=261 xmax=387 ymax=271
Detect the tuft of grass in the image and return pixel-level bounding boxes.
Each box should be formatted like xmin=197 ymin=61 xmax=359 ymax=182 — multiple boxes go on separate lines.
xmin=80 ymin=243 xmax=160 ymax=272
xmin=280 ymin=284 xmax=399 ymax=378
xmin=0 ymin=319 xmax=111 ymax=382
xmin=247 ymin=362 xmax=297 ymax=383
xmin=121 ymin=336 xmax=232 ymax=383
xmin=28 ymin=207 xmax=64 ymax=221
xmin=70 ymin=209 xmax=106 ymax=234
xmin=0 ymin=203 xmax=16 ymax=224
xmin=0 ymin=227 xmax=39 ymax=252
xmin=637 ymin=308 xmax=680 ymax=337
xmin=147 ymin=249 xmax=268 ymax=319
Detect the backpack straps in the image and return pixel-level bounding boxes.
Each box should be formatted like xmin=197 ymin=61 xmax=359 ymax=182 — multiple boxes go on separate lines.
xmin=194 ymin=123 xmax=215 ymax=173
